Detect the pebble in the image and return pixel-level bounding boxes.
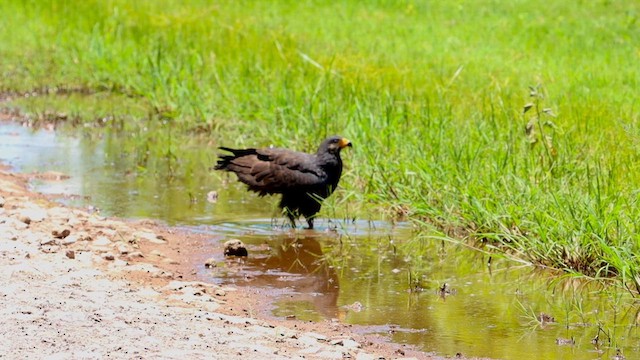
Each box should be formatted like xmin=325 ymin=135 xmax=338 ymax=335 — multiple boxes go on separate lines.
xmin=39 ymin=238 xmax=57 ymax=246
xmin=0 ymin=195 xmax=5 ymax=207
xmin=151 ymin=270 xmax=174 ymax=279
xmin=116 ymin=242 xmax=132 ymax=255
xmin=133 ymin=231 xmax=167 ymax=244
xmin=97 ymin=228 xmax=117 ymax=237
xmin=18 ymin=215 xmax=31 ymax=225
xmin=93 ymin=236 xmax=112 ymax=246
xmin=65 ymin=250 xmax=75 ymax=259
xmin=330 ymin=338 xmax=361 ymax=350
xmin=61 ymin=235 xmax=79 ymax=245
xmin=102 ymin=253 xmax=115 ymax=261
xmin=52 ymin=229 xmax=71 ymax=239
xmin=204 ymin=258 xmax=217 ymax=268
xmin=306 ymin=332 xmax=328 ymax=342
xmin=224 ymin=239 xmax=248 ymax=257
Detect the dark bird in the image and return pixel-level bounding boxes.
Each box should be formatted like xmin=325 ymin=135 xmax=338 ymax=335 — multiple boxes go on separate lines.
xmin=214 ymin=136 xmax=352 ymax=229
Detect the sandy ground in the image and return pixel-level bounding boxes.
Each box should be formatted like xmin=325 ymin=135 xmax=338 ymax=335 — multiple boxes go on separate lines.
xmin=0 ymin=161 xmax=468 ymax=360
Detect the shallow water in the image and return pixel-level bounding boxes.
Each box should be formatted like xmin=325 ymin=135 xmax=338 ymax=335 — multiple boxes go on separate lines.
xmin=1 ymin=122 xmax=639 ymax=359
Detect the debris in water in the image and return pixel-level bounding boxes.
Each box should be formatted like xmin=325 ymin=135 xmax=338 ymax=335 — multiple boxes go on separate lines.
xmin=555 ymin=337 xmax=575 ymax=346
xmin=538 ymin=312 xmax=555 ymax=324
xmin=207 ymin=191 xmax=218 ymax=203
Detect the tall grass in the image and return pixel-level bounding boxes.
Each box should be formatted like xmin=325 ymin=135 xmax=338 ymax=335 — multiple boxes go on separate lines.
xmin=1 ymin=0 xmax=640 ymax=287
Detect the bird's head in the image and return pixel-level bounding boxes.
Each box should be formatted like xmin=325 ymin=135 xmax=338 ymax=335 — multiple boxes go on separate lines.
xmin=319 ymin=136 xmax=352 ymax=155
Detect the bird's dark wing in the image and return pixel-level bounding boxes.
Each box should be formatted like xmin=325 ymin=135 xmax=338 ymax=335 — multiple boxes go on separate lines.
xmin=216 ymin=147 xmax=327 ymax=195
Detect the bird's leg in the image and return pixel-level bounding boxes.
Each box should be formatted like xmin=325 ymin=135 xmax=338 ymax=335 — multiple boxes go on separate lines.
xmin=306 ymin=217 xmax=314 ymax=230
xmin=285 ymin=209 xmax=297 ymax=229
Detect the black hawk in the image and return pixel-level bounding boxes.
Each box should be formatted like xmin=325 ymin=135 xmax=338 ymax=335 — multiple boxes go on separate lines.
xmin=214 ymin=136 xmax=352 ymax=229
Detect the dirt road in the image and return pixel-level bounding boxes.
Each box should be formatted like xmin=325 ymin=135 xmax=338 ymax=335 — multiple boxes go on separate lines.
xmin=0 ymin=164 xmax=455 ymax=359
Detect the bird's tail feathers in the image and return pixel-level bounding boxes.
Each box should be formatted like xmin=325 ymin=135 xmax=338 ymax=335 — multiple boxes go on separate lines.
xmin=214 ymin=147 xmax=257 ymax=170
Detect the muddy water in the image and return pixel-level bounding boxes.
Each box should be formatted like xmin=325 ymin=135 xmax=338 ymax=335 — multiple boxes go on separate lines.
xmin=1 ymin=122 xmax=639 ymax=360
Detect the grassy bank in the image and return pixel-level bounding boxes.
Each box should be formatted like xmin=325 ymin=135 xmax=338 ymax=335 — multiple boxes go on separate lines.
xmin=2 ymin=0 xmax=640 ymax=288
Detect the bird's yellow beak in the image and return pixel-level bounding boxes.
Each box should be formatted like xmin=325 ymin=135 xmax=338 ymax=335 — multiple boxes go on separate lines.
xmin=339 ymin=138 xmax=352 ymax=148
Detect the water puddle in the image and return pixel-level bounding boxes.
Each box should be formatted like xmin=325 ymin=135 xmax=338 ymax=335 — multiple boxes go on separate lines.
xmin=1 ymin=122 xmax=639 ymax=359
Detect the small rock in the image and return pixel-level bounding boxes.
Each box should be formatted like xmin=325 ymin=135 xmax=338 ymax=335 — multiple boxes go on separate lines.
xmin=93 ymin=236 xmax=112 ymax=246
xmin=224 ymin=239 xmax=248 ymax=257
xmin=306 ymin=332 xmax=328 ymax=342
xmin=102 ymin=253 xmax=115 ymax=261
xmin=18 ymin=215 xmax=31 ymax=225
xmin=115 ymin=242 xmax=132 ymax=255
xmin=330 ymin=338 xmax=361 ymax=350
xmin=40 ymin=245 xmax=59 ymax=253
xmin=204 ymin=258 xmax=217 ymax=268
xmin=0 ymin=196 xmax=5 ymax=207
xmin=65 ymin=250 xmax=75 ymax=259
xmin=128 ymin=251 xmax=144 ymax=258
xmin=61 ymin=235 xmax=79 ymax=245
xmin=52 ymin=229 xmax=71 ymax=239
xmin=97 ymin=228 xmax=117 ymax=237
xmin=39 ymin=238 xmax=57 ymax=246
xmin=214 ymin=289 xmax=226 ymax=297
xmin=133 ymin=231 xmax=167 ymax=244
xmin=151 ymin=270 xmax=174 ymax=279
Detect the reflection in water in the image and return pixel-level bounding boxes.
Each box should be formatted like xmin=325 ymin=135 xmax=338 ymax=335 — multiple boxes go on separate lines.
xmin=231 ymin=235 xmax=340 ymax=319
xmin=2 ymin=122 xmax=640 ymax=360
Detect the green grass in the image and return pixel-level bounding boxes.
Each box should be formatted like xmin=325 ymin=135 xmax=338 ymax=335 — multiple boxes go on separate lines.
xmin=2 ymin=0 xmax=640 ymax=288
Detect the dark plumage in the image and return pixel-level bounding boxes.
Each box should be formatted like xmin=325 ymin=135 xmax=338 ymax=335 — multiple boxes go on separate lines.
xmin=214 ymin=136 xmax=352 ymax=229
